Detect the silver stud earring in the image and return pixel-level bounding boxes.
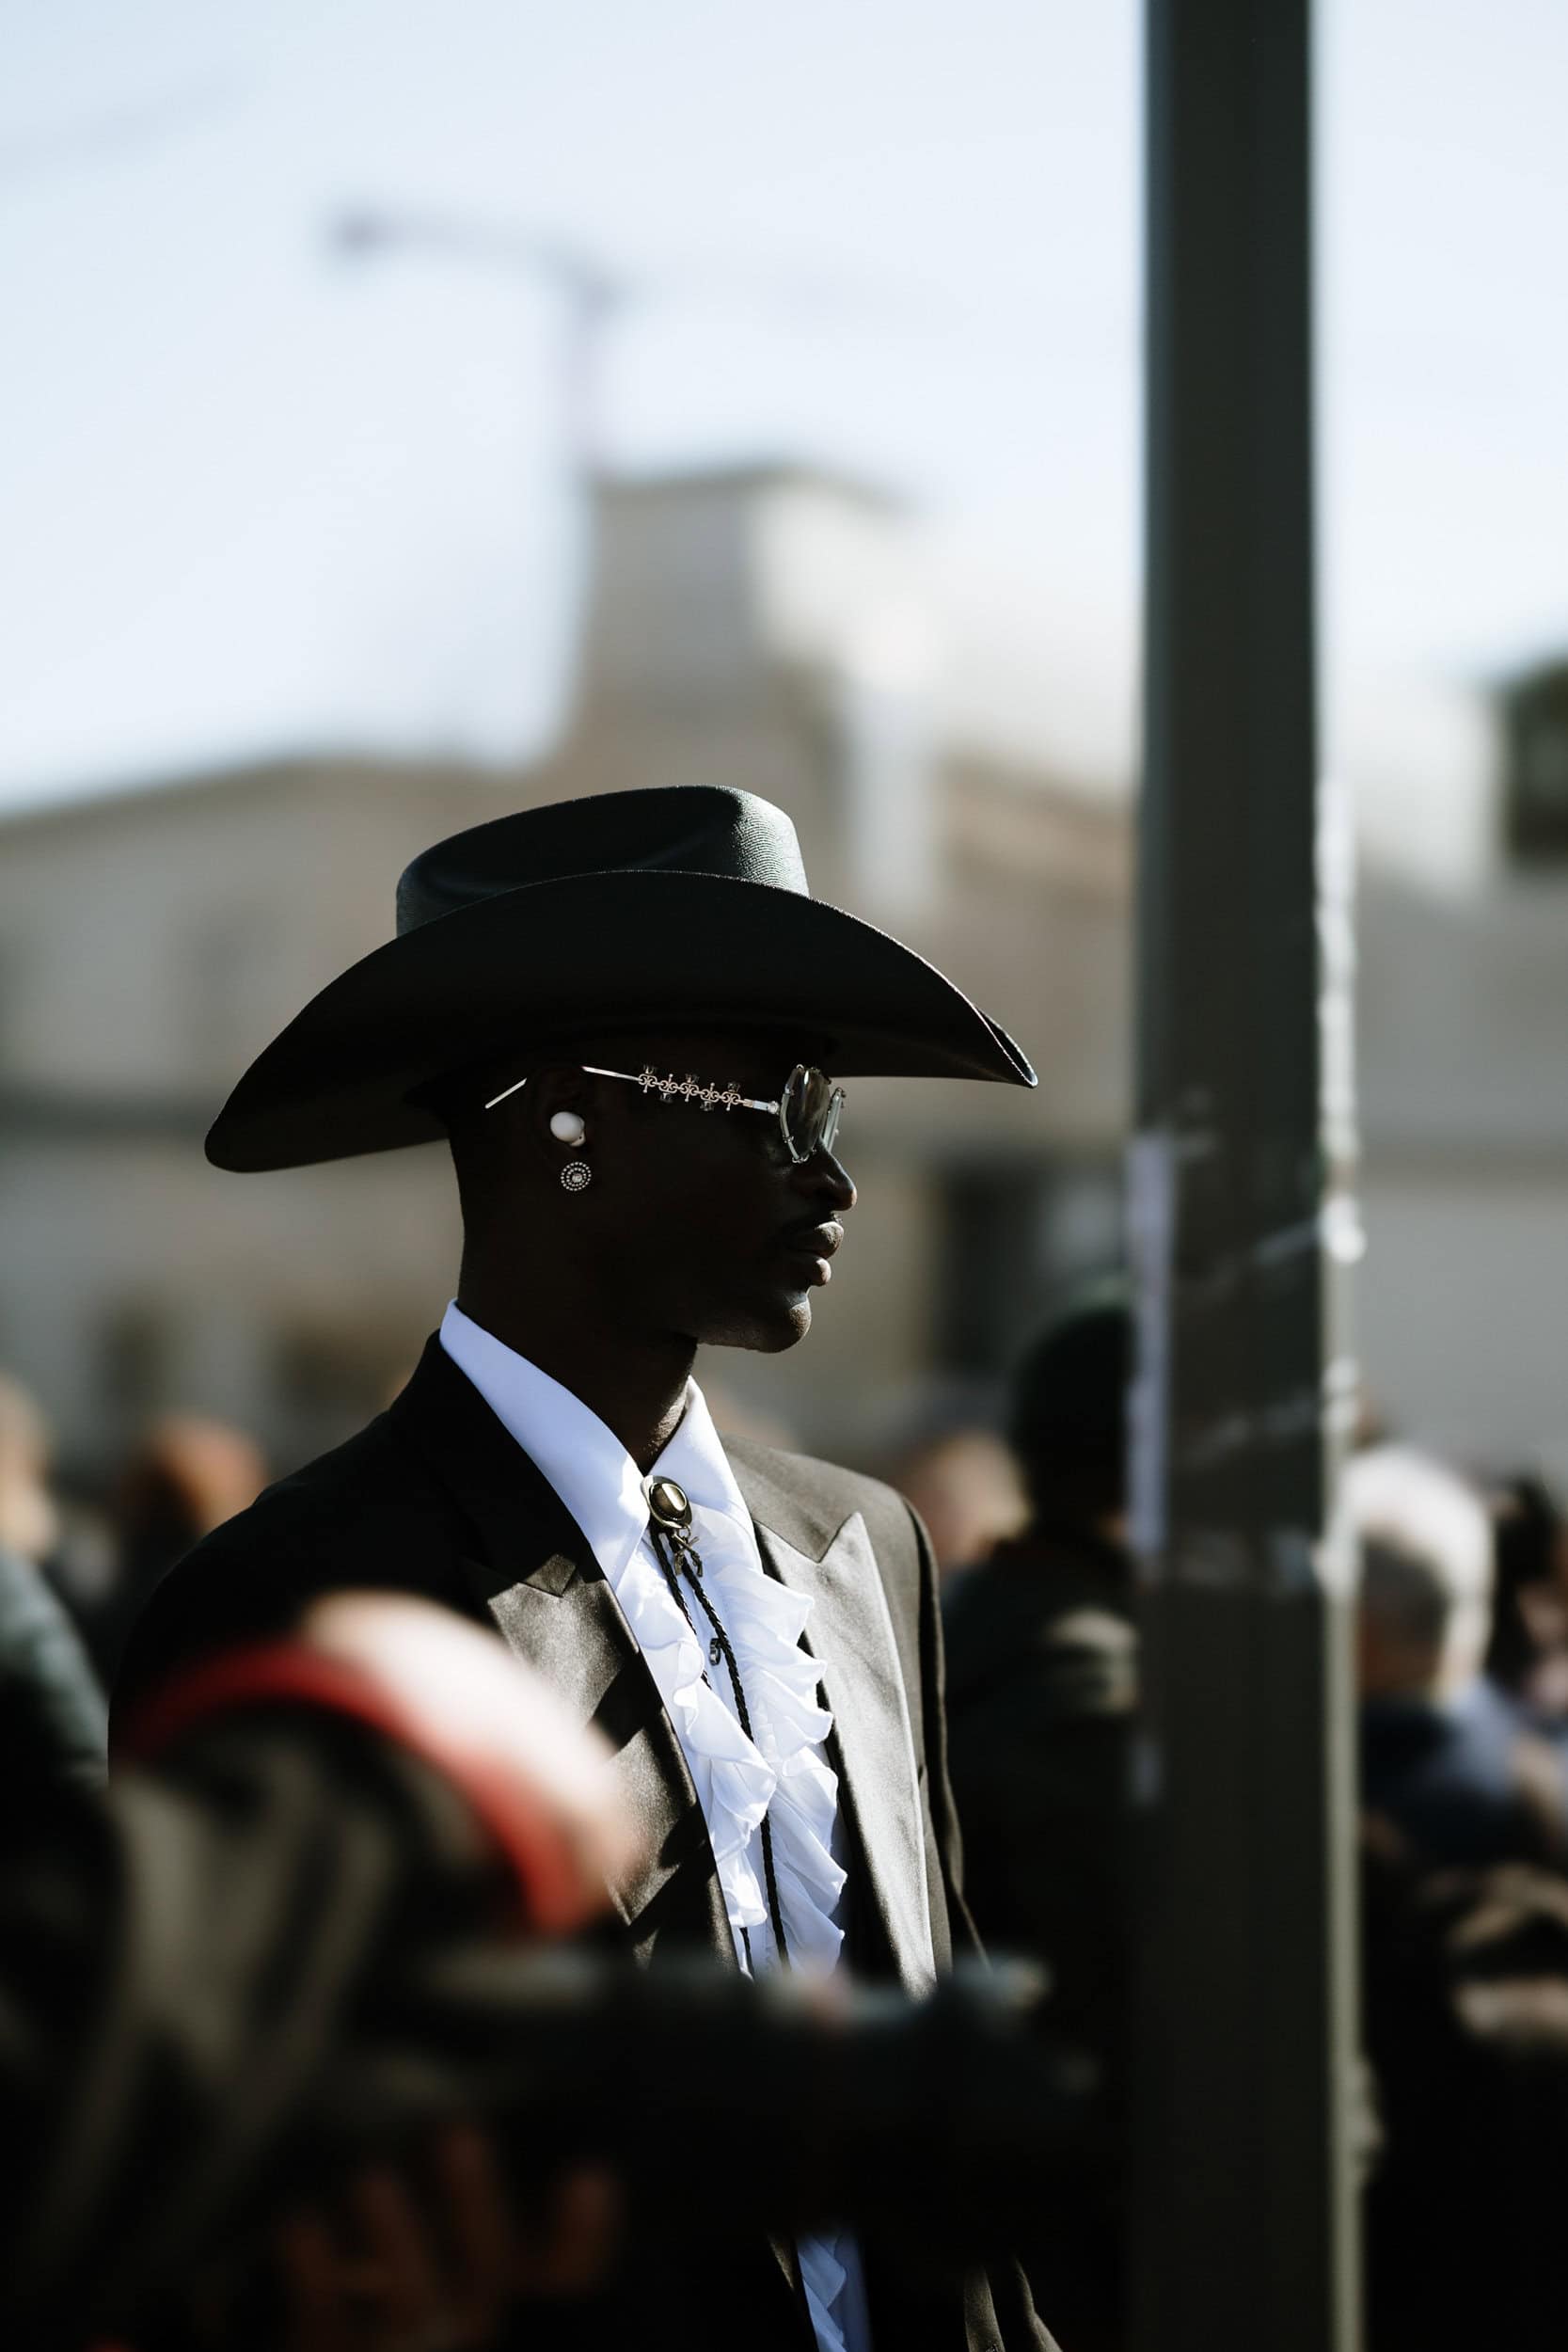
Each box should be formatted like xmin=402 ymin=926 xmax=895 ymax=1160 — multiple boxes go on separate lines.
xmin=549 ymin=1110 xmax=587 ymax=1146
xmin=560 ymin=1160 xmax=593 ymax=1193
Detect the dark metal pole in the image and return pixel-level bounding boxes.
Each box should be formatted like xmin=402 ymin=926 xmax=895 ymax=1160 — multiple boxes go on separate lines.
xmin=1130 ymin=6 xmax=1361 ymax=2350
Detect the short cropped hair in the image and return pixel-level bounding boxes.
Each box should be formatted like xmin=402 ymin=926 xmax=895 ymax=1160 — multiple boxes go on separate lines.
xmin=1344 ymin=1444 xmax=1494 ymax=1692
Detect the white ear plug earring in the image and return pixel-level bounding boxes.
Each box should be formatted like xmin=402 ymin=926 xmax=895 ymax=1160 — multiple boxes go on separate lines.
xmin=549 ymin=1110 xmax=587 ymax=1146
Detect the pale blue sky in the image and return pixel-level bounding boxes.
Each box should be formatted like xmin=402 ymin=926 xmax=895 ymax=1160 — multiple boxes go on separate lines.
xmin=2 ymin=0 xmax=1566 ymax=807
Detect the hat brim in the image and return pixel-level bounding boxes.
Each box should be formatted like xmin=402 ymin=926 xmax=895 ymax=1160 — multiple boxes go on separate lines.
xmin=206 ymin=870 xmax=1037 ymax=1172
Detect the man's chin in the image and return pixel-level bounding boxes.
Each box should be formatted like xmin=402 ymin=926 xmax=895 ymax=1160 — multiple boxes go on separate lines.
xmin=703 ymin=1291 xmax=814 ymax=1355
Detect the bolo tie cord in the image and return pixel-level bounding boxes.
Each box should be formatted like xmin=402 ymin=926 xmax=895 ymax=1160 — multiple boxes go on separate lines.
xmin=649 ymin=1518 xmax=791 ymax=1972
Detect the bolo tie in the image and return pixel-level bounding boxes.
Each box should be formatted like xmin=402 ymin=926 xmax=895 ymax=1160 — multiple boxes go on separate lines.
xmin=646 ymin=1475 xmax=791 ymax=1973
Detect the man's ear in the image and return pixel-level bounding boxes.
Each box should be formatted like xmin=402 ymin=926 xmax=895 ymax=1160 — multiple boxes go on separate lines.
xmin=526 ymin=1065 xmax=596 ymax=1175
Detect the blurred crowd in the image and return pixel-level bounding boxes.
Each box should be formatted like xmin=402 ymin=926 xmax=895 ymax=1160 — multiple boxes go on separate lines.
xmin=0 ymin=1374 xmax=267 ymax=1788
xmin=935 ymin=1294 xmax=1568 ymax=2352
xmin=7 ymin=1320 xmax=1568 ymax=2349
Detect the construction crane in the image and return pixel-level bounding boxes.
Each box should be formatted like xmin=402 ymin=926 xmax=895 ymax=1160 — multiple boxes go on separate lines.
xmin=330 ymin=209 xmax=629 ymax=483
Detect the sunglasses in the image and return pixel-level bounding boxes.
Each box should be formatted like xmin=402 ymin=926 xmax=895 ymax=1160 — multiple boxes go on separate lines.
xmin=484 ymin=1060 xmax=847 ymax=1165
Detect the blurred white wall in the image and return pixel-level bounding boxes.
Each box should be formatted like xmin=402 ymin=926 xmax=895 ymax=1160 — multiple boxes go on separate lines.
xmin=0 ymin=466 xmax=1128 ymax=1479
xmin=3 ymin=459 xmax=1566 ymax=1496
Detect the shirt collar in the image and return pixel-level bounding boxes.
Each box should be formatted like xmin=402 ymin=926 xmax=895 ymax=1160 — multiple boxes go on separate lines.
xmin=438 ymin=1299 xmax=745 ymax=1587
xmin=655 ymin=1374 xmax=752 ymax=1537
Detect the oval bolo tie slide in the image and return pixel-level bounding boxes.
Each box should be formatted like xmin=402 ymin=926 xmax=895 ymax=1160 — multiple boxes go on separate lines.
xmin=647 ymin=1477 xmax=691 ymax=1534
xmin=647 ymin=1477 xmax=706 ymax=1583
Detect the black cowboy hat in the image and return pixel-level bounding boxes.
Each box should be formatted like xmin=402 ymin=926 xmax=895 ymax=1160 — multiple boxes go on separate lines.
xmin=206 ymin=786 xmax=1037 ymax=1172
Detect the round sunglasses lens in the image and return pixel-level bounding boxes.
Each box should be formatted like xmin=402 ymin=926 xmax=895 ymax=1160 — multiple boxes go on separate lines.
xmin=781 ymin=1067 xmax=839 ymax=1159
xmin=779 ymin=1065 xmax=809 ymax=1157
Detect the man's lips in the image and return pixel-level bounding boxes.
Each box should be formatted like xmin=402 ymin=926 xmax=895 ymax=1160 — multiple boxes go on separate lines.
xmin=778 ymin=1220 xmax=845 ymax=1280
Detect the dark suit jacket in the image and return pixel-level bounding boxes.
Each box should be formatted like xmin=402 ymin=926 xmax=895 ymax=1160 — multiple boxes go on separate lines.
xmin=115 ymin=1336 xmax=1054 ymax=2352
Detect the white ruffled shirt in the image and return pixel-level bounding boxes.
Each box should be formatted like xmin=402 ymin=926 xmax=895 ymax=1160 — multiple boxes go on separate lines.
xmin=439 ymin=1302 xmax=873 ymax=2352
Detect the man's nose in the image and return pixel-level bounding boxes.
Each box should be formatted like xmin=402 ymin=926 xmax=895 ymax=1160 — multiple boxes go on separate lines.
xmin=790 ymin=1145 xmax=856 ymax=1214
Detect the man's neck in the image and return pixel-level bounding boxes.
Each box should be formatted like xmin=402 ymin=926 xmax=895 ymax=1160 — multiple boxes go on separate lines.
xmin=454 ymin=1279 xmax=695 ymax=1474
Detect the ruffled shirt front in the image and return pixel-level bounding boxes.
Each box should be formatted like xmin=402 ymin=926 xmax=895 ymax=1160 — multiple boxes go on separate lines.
xmin=439 ymin=1303 xmax=872 ymax=2352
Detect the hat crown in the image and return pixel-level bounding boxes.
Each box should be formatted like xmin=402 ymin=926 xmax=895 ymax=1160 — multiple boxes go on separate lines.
xmin=396 ymin=785 xmax=810 ymax=936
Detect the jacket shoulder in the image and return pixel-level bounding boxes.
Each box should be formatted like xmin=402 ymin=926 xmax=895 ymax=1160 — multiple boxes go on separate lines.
xmin=190 ymin=1410 xmax=445 ymax=1577
xmin=114 ymin=1410 xmax=461 ymax=1714
xmin=722 ymin=1436 xmax=924 ymax=1564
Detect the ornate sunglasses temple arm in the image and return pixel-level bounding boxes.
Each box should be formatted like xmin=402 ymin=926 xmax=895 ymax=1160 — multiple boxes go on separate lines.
xmin=580 ymin=1065 xmax=779 ymax=1113
xmin=483 ymin=1065 xmax=779 ymax=1116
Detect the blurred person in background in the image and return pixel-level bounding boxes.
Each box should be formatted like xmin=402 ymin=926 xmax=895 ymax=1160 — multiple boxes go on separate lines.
xmin=88 ymin=1411 xmax=269 ymax=1681
xmin=887 ymin=1427 xmax=1027 ymax=1585
xmin=0 ymin=1371 xmax=59 ymax=1567
xmin=941 ymin=1283 xmax=1134 ymax=2352
xmin=942 ymin=1284 xmax=1134 ymax=1997
xmin=1351 ymin=1453 xmax=1568 ymax=2350
xmin=0 ymin=1370 xmax=106 ymax=1785
xmin=1483 ymin=1470 xmax=1568 ymax=1728
xmin=117 ymin=787 xmax=1053 ymax=2352
xmin=6 ymin=1588 xmax=635 ymax=2352
xmin=1353 ymin=1445 xmax=1568 ymax=1872
xmin=1358 ymin=1820 xmax=1568 ymax=2352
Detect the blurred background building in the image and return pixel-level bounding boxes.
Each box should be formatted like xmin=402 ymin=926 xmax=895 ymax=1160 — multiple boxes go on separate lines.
xmin=8 ymin=13 xmax=1568 ymax=2347
xmin=4 ymin=0 xmax=1568 ymax=1511
xmin=0 ymin=462 xmax=1129 ymax=1481
xmin=4 ymin=455 xmax=1568 ymax=1489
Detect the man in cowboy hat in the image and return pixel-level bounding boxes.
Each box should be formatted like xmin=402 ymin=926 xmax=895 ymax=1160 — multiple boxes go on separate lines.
xmin=115 ymin=785 xmax=1053 ymax=2352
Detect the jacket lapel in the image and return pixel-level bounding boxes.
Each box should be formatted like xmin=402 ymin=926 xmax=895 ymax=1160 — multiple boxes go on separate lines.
xmin=389 ymin=1343 xmax=808 ymax=2325
xmin=388 ymin=1339 xmax=731 ymax=1963
xmin=730 ymin=1450 xmax=938 ymax=1998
